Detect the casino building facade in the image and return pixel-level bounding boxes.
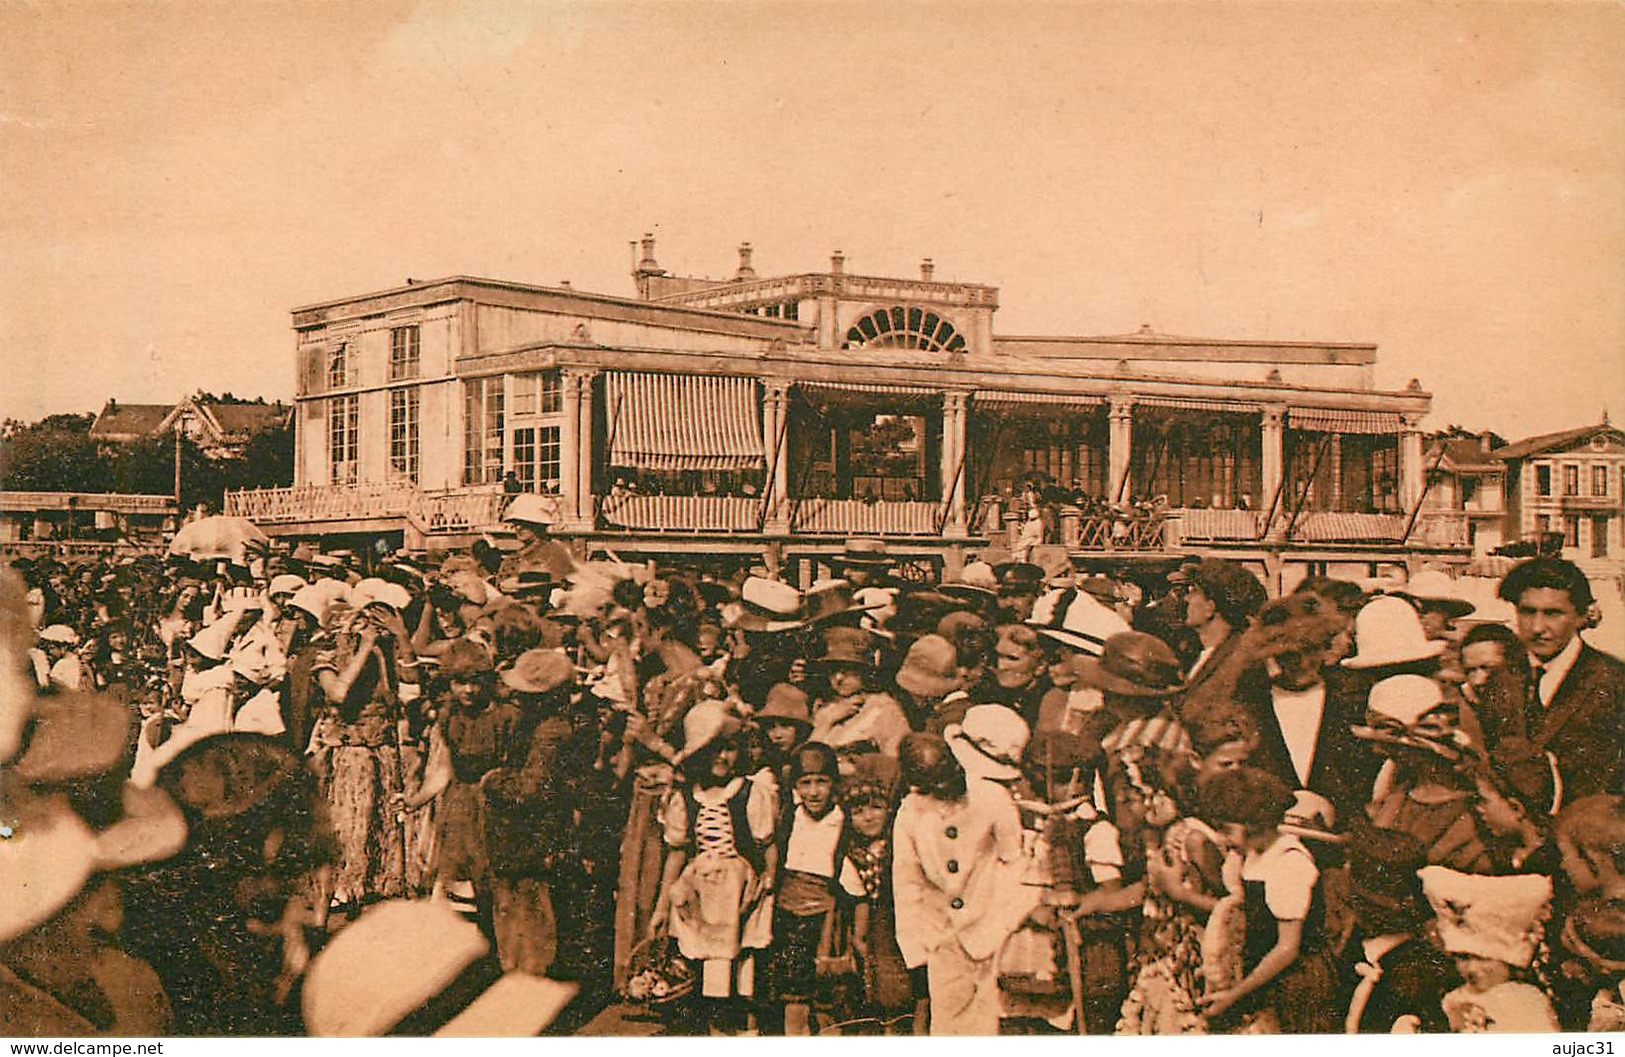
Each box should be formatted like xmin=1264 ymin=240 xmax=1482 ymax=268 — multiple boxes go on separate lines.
xmin=226 ymin=237 xmax=1467 ymax=590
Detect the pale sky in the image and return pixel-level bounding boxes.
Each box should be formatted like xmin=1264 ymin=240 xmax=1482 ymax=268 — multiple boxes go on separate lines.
xmin=3 ymin=0 xmax=1622 ymax=441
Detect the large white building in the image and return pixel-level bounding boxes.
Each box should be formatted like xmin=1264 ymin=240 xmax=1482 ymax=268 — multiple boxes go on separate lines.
xmin=227 ymin=237 xmax=1464 ymax=590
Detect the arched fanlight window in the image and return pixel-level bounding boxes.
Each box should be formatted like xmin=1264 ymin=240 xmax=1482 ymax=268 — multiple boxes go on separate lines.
xmin=843 ymin=306 xmax=967 ymax=352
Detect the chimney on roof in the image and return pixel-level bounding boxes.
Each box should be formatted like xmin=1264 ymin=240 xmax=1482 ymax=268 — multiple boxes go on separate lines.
xmin=735 ymin=242 xmax=757 ymax=282
xmin=831 ymin=250 xmax=845 ymax=276
xmin=920 ymin=258 xmax=935 ymax=281
xmin=1479 ymin=430 xmax=1495 ymax=453
xmin=559 ymin=280 xmax=572 ymax=289
xmin=632 ymin=232 xmax=667 ymax=299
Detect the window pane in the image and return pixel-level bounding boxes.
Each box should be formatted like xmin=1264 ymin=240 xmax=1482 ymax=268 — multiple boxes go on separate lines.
xmin=540 ymin=372 xmax=562 ymax=414
xmin=511 ymin=373 xmax=537 ymax=416
xmin=389 ymin=325 xmax=420 ymax=381
xmin=1593 ymin=516 xmax=1609 ymax=558
xmin=390 ymin=388 xmax=419 ymax=482
xmin=513 ymin=427 xmax=536 ymax=491
xmin=464 ymin=380 xmax=483 ymax=485
xmin=539 ymin=425 xmax=561 ymax=491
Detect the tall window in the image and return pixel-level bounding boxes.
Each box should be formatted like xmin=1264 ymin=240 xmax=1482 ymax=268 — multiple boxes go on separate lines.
xmin=327 ymin=341 xmax=350 ymax=389
xmin=1593 ymin=516 xmax=1609 ymax=558
xmin=389 ymin=325 xmax=420 ymax=381
xmin=1565 ymin=515 xmax=1581 ymax=548
xmin=463 ymin=378 xmax=505 ymax=485
xmin=1536 ymin=465 xmax=1552 ymax=496
xmin=509 ymin=424 xmax=562 ymax=493
xmin=389 ymin=388 xmax=420 ymax=481
xmin=1593 ymin=464 xmax=1609 ymax=496
xmin=328 ymin=394 xmax=359 ymax=484
xmin=508 ymin=371 xmax=562 ymax=416
xmin=1564 ymin=464 xmax=1580 ymax=496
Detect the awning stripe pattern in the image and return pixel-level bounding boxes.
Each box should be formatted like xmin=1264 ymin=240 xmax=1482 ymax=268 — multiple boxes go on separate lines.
xmin=973 ymin=390 xmax=1104 ymax=409
xmin=1288 ymin=408 xmax=1405 ymax=434
xmin=605 ymin=372 xmax=764 ymax=471
xmin=797 ymin=380 xmax=939 ymax=397
xmin=1135 ymin=396 xmax=1260 ymax=414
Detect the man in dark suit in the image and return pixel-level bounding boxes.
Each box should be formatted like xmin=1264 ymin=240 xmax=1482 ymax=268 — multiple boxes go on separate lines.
xmin=1339 ymin=826 xmax=1461 ymax=1032
xmin=1499 ymin=558 xmax=1625 ymax=801
xmin=1232 ymin=593 xmax=1377 ymax=826
xmin=1173 ymin=557 xmax=1267 ymax=720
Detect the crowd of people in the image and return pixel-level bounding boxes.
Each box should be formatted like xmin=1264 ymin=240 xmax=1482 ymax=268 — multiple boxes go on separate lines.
xmin=3 ymin=504 xmax=1623 ymax=1037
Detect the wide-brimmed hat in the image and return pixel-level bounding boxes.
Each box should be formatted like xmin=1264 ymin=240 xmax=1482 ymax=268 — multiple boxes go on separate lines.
xmin=38 ymin=624 xmax=80 ymax=645
xmin=1244 ymin=593 xmax=1345 ymax=661
xmin=674 ymin=700 xmax=744 ymax=764
xmin=1394 ymin=570 xmax=1478 ymax=620
xmin=285 ymin=584 xmax=332 ymax=625
xmin=720 ymin=576 xmax=804 ymax=633
xmin=802 ymin=578 xmax=887 ymax=626
xmin=352 ymin=577 xmax=411 ymax=612
xmin=186 ymin=617 xmax=239 ymax=662
xmin=1342 ymin=596 xmax=1447 ymax=670
xmin=502 ymin=493 xmax=561 ymax=527
xmin=304 ymin=899 xmax=578 ymax=1036
xmin=500 ymin=648 xmax=575 ymax=695
xmin=757 ymin=683 xmax=811 ymax=730
xmin=1081 ymin=631 xmax=1184 ymax=697
xmin=1350 ymin=674 xmax=1459 ymax=757
xmin=894 ymin=634 xmax=960 ymax=698
xmin=946 ymin=704 xmax=1031 ymax=782
xmin=1421 ymin=866 xmax=1551 ymax=969
xmin=940 ymin=560 xmax=999 ymax=605
xmin=833 ymin=537 xmax=893 ymax=568
xmin=1028 ymin=588 xmax=1131 ymax=657
xmin=267 ymin=573 xmax=309 ymax=600
xmin=810 ymin=624 xmax=874 ymax=670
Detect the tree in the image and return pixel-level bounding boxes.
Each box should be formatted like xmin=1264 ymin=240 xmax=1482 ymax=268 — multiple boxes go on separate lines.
xmin=0 ymin=416 xmax=103 ymax=491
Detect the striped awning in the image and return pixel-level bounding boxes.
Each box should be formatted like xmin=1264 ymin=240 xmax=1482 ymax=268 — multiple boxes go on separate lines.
xmin=797 ymin=380 xmax=939 ymax=397
xmin=605 ymin=372 xmax=764 ymax=471
xmin=973 ymin=390 xmax=1104 ymax=410
xmin=1135 ymin=396 xmax=1260 ymax=414
xmin=1289 ymin=408 xmax=1405 ymax=434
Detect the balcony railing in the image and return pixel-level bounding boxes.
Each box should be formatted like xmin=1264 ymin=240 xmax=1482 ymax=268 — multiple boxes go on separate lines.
xmin=599 ymin=493 xmax=762 ymax=533
xmin=225 ymin=482 xmax=506 ymax=534
xmin=792 ymin=498 xmax=941 ymax=536
xmin=1560 ymin=493 xmax=1622 ymax=512
xmin=1169 ymin=508 xmax=1264 ymax=542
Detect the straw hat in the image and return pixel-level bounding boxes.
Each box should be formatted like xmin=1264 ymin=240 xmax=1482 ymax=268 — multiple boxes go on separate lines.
xmin=499 ymin=649 xmax=575 ymax=695
xmin=720 ymin=576 xmax=805 ymax=633
xmin=303 ymin=899 xmax=578 ymax=1036
xmin=1420 ymin=866 xmax=1552 ymax=968
xmin=1342 ymin=596 xmax=1447 ymax=670
xmin=1395 ymin=569 xmax=1478 ymax=620
xmin=1080 ymin=631 xmax=1184 ymax=697
xmin=1028 ymin=588 xmax=1131 ymax=657
xmin=946 ymin=704 xmax=1031 ymax=782
xmin=285 ymin=584 xmax=332 ymax=625
xmin=802 ymin=578 xmax=887 ymax=625
xmin=0 ymin=791 xmax=98 ymax=942
xmin=502 ymin=493 xmax=561 ymax=527
xmin=834 ymin=537 xmax=893 ymax=568
xmin=894 ymin=634 xmax=960 ymax=698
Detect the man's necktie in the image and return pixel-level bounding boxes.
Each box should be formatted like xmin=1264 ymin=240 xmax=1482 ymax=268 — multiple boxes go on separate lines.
xmin=1345 ymin=960 xmax=1383 ymax=1033
xmin=1524 ymin=663 xmax=1545 ymax=738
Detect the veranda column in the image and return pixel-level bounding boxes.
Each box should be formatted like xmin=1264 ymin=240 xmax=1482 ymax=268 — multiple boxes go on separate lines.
xmin=1108 ymin=396 xmax=1134 ymax=503
xmin=762 ymin=379 xmax=791 ymax=533
xmin=1398 ymin=412 xmax=1425 ymax=514
xmin=1260 ymin=405 xmax=1285 ymax=512
xmin=573 ymin=368 xmax=600 ymax=531
xmin=941 ymin=391 xmax=969 ymax=537
xmin=558 ymin=368 xmax=582 ymax=524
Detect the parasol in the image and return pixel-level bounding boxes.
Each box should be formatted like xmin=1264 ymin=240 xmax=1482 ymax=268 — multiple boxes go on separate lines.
xmin=167 ymin=516 xmax=270 ymax=564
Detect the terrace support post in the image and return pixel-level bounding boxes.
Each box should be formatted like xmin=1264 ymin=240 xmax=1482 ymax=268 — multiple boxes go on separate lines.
xmin=1108 ymin=396 xmax=1134 ymax=504
xmin=1260 ymin=406 xmax=1286 ymax=540
xmin=558 ymin=367 xmax=599 ymax=533
xmin=941 ymin=391 xmax=969 ymax=538
xmin=1398 ymin=412 xmax=1425 ymax=517
xmin=763 ymin=379 xmax=792 ymax=534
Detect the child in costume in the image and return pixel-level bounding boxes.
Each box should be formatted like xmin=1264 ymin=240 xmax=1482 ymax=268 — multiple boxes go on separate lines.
xmin=1420 ymin=865 xmax=1560 ymax=1032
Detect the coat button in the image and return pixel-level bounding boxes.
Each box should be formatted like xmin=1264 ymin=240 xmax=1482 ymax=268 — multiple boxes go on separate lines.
xmin=945 ymin=826 xmax=958 ymax=839
xmin=946 ymin=859 xmax=960 ymax=873
xmin=950 ymin=897 xmax=964 ymax=910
